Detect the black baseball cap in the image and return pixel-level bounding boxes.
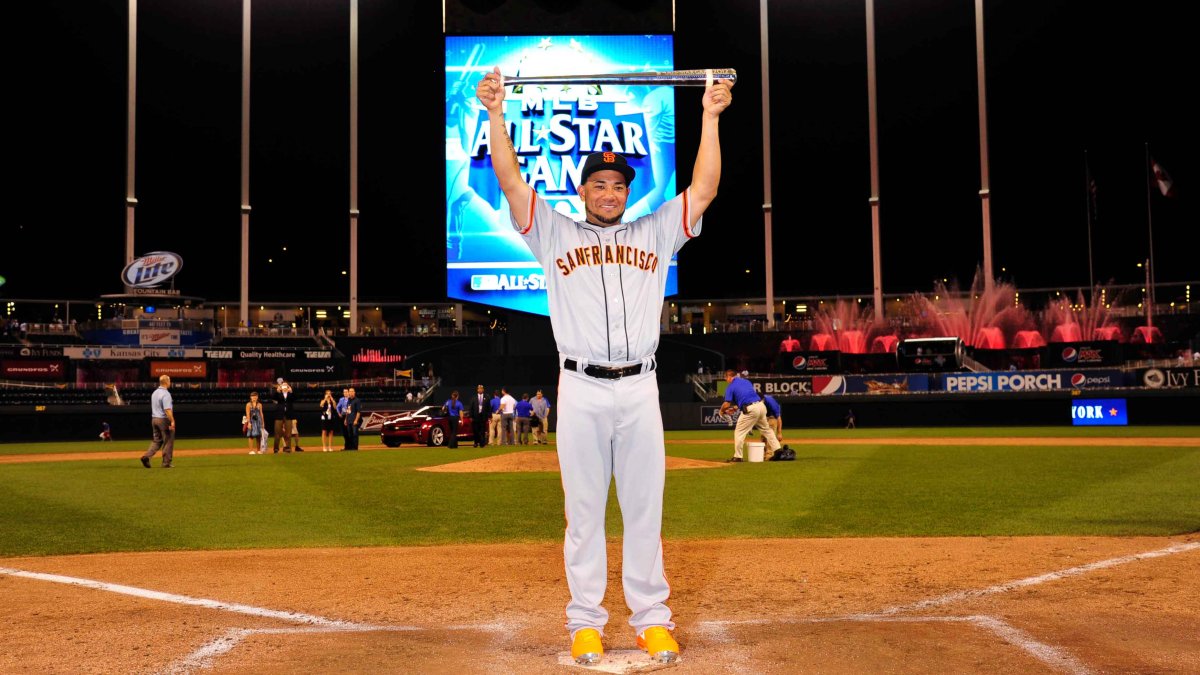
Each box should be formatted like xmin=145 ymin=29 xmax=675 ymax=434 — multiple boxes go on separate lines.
xmin=580 ymin=151 xmax=636 ymax=185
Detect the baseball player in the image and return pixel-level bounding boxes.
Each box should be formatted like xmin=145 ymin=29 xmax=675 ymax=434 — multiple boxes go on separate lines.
xmin=477 ymin=65 xmax=733 ymax=665
xmin=718 ymin=370 xmax=782 ymax=462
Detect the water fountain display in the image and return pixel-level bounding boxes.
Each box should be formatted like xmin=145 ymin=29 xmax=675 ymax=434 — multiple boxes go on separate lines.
xmin=787 ymin=268 xmax=1144 ymax=374
xmin=810 ymin=299 xmax=887 ymax=354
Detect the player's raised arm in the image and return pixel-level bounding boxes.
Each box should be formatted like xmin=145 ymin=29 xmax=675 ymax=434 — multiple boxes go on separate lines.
xmin=476 ymin=66 xmax=533 ymax=222
xmin=685 ymin=80 xmax=733 ymax=229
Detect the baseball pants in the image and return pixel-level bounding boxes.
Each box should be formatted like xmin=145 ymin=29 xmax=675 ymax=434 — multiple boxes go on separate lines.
xmin=273 ymin=419 xmax=295 ymax=452
xmin=489 ymin=412 xmax=502 ymax=445
xmin=501 ymin=413 xmax=515 ymax=444
xmin=732 ymin=401 xmax=781 ymax=459
xmin=143 ymin=417 xmax=174 ymax=466
xmin=556 ymin=366 xmax=673 ymax=636
xmin=517 ymin=416 xmax=531 ymax=444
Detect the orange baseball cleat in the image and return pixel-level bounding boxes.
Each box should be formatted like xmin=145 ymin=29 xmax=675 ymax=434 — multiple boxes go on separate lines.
xmin=571 ymin=627 xmax=604 ymax=665
xmin=637 ymin=626 xmax=679 ymax=663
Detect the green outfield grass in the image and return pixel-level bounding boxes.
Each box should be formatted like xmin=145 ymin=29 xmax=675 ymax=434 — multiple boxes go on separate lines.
xmin=0 ymin=437 xmax=260 ymax=456
xmin=2 ymin=426 xmax=1197 ymax=457
xmin=1 ymin=428 xmax=1197 ymax=557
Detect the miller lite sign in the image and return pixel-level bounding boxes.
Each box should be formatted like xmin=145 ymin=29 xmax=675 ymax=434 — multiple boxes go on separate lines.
xmin=122 ymin=251 xmax=183 ymax=288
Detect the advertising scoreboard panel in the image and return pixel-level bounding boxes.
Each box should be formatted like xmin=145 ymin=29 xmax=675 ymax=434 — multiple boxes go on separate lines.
xmin=1071 ymin=398 xmax=1128 ymax=426
xmin=445 ymin=35 xmax=677 ymax=315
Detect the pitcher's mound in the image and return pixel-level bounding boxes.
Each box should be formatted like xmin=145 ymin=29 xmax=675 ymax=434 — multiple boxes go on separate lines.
xmin=419 ymin=451 xmax=725 ymax=473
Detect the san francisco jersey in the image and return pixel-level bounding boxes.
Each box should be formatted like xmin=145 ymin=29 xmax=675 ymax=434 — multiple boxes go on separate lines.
xmin=512 ymin=191 xmax=701 ymax=364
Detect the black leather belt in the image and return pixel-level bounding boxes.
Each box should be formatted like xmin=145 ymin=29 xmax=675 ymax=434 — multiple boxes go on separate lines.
xmin=739 ymin=399 xmax=762 ymax=414
xmin=563 ymin=358 xmax=655 ymax=380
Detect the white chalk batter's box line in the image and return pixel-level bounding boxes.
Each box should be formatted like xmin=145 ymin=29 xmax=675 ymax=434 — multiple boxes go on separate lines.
xmin=694 ymin=615 xmax=1092 ymax=675
xmin=2 ymin=540 xmax=1196 ymax=674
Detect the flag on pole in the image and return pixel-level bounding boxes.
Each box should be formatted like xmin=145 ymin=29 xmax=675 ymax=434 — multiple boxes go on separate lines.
xmin=1088 ymin=175 xmax=1098 ymax=219
xmin=1150 ymin=157 xmax=1176 ymax=197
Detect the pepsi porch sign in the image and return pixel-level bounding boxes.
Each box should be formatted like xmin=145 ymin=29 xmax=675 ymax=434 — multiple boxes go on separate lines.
xmin=1071 ymin=398 xmax=1128 ymax=426
xmin=942 ymin=369 xmax=1125 ymax=392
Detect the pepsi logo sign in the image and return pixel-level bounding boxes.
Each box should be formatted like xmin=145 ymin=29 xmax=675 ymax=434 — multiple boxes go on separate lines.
xmin=1070 ymin=373 xmax=1086 ymax=387
xmin=792 ymin=356 xmax=807 ymax=370
xmin=122 ymin=251 xmax=183 ymax=288
xmin=1061 ymin=347 xmax=1079 ymax=363
xmin=812 ymin=375 xmax=847 ymax=395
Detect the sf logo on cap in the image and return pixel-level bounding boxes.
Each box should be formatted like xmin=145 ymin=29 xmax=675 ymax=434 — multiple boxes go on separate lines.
xmin=603 ymin=151 xmax=617 ymax=163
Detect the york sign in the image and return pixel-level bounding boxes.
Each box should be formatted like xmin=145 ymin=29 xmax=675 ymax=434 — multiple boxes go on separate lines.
xmin=122 ymin=251 xmax=183 ymax=288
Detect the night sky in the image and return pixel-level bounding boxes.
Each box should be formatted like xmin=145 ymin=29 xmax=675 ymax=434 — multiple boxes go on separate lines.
xmin=6 ymin=0 xmax=1193 ymax=308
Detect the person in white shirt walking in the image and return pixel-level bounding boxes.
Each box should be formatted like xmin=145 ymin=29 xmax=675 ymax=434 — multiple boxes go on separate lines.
xmin=499 ymin=388 xmax=517 ymax=445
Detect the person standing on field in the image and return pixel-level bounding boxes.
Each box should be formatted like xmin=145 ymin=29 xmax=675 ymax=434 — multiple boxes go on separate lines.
xmin=718 ymin=370 xmax=781 ymax=462
xmin=141 ymin=375 xmax=175 ymax=468
xmin=530 ymin=389 xmax=552 ymax=445
xmin=476 ymin=64 xmax=733 ymax=665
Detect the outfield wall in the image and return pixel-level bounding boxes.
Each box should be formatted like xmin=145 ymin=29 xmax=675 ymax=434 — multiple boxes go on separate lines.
xmin=2 ymin=388 xmax=1197 ymax=442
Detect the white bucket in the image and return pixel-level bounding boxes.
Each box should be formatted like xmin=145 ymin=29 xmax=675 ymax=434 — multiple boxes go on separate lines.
xmin=747 ymin=441 xmax=765 ymax=462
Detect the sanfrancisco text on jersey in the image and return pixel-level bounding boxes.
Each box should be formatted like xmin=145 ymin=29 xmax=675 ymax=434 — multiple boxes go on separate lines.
xmin=555 ymin=243 xmax=659 ymax=277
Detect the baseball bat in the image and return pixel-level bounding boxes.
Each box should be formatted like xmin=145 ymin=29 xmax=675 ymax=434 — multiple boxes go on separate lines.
xmin=504 ymin=68 xmax=736 ymax=87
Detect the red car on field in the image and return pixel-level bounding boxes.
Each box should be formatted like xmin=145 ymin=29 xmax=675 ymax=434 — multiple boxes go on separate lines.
xmin=379 ymin=406 xmax=475 ymax=447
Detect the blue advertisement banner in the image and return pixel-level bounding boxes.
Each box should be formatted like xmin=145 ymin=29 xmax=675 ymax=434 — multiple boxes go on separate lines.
xmin=808 ymin=374 xmax=930 ymax=396
xmin=942 ymin=369 xmax=1126 ymax=392
xmin=446 ymin=34 xmax=677 ymax=315
xmin=700 ymin=405 xmax=735 ymax=427
xmin=756 ymin=377 xmax=813 ymax=398
xmin=744 ymin=374 xmax=934 ymax=397
xmin=1140 ymin=367 xmax=1200 ymax=389
xmin=1071 ymin=398 xmax=1128 ymax=426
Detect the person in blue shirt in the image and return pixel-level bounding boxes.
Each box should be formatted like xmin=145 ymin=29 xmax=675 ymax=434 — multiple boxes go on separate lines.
xmin=514 ymin=392 xmax=534 ymax=445
xmin=443 ymin=390 xmax=465 ymax=448
xmin=717 ymin=370 xmax=781 ymax=462
xmin=336 ymin=388 xmax=350 ymax=451
xmin=762 ymin=394 xmax=783 ymax=444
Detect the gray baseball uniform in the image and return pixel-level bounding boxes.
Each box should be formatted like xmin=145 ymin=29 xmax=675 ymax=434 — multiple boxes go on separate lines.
xmin=513 ymin=188 xmax=700 ymax=636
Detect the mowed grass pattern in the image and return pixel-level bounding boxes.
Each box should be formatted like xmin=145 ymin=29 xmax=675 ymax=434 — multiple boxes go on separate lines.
xmin=0 ymin=428 xmax=1197 ymax=556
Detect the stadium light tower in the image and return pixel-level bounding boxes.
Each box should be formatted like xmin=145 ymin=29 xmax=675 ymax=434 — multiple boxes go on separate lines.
xmin=239 ymin=0 xmax=252 ymax=329
xmin=760 ymin=0 xmax=776 ymax=327
xmin=865 ymin=0 xmax=883 ymax=322
xmin=125 ymin=0 xmax=138 ymax=269
xmin=349 ymin=0 xmax=360 ymax=335
xmin=975 ymin=0 xmax=995 ymax=293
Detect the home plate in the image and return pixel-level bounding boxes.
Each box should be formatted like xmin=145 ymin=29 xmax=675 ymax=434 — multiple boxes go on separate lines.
xmin=556 ymin=650 xmax=681 ymax=673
